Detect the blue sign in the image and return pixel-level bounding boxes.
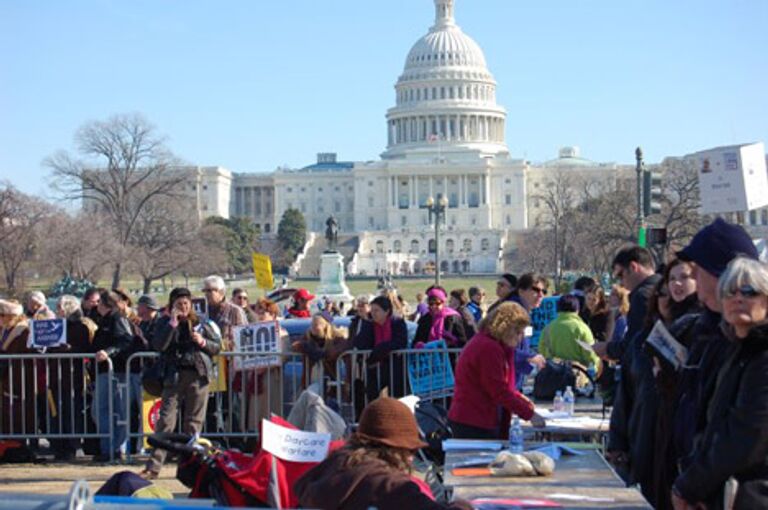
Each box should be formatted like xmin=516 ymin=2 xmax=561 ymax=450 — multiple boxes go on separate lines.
xmin=408 ymin=340 xmax=455 ymax=399
xmin=29 ymin=319 xmax=67 ymax=349
xmin=529 ymin=296 xmax=559 ymax=350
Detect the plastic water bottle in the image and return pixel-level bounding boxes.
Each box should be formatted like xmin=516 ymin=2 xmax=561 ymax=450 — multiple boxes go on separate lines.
xmin=553 ymin=390 xmax=564 ymax=413
xmin=508 ymin=416 xmax=524 ymax=453
xmin=563 ymin=386 xmax=575 ymax=416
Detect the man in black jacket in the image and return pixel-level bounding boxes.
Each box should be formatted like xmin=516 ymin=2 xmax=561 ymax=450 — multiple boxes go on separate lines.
xmin=602 ymin=246 xmax=660 ymax=489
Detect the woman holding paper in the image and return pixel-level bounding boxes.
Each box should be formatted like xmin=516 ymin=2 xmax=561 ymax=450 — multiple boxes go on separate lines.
xmin=448 ymin=302 xmax=546 ymax=439
xmin=141 ymin=287 xmax=221 ymax=479
xmin=673 ymin=257 xmax=768 ymax=510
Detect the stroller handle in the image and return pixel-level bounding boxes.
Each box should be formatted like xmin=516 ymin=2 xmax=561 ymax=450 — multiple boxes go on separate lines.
xmin=147 ymin=433 xmax=199 ymax=455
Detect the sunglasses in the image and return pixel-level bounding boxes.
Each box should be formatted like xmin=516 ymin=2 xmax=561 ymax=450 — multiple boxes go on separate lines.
xmin=724 ymin=285 xmax=761 ymax=299
xmin=428 ymin=300 xmax=443 ymax=306
xmin=530 ymin=286 xmax=548 ymax=296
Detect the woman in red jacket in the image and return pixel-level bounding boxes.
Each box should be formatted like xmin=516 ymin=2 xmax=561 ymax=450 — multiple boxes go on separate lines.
xmin=448 ymin=302 xmax=546 ymax=438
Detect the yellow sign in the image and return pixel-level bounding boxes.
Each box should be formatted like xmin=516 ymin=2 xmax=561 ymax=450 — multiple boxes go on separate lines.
xmin=252 ymin=252 xmax=273 ymax=289
xmin=142 ymin=392 xmax=162 ymax=448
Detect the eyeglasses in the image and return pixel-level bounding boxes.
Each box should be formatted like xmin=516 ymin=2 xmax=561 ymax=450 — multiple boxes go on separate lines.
xmin=530 ymin=286 xmax=548 ymax=296
xmin=202 ymin=288 xmax=218 ymax=293
xmin=428 ymin=300 xmax=442 ymax=306
xmin=234 ymin=295 xmax=248 ymax=301
xmin=724 ymin=285 xmax=761 ymax=299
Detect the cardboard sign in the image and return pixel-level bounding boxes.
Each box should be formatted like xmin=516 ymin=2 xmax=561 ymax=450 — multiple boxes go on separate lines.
xmin=232 ymin=321 xmax=281 ymax=371
xmin=408 ymin=339 xmax=455 ymax=399
xmin=252 ymin=252 xmax=274 ymax=290
xmin=693 ymin=142 xmax=768 ymax=214
xmin=28 ymin=319 xmax=67 ymax=349
xmin=261 ymin=419 xmax=331 ymax=463
xmin=191 ymin=298 xmax=209 ymax=320
xmin=529 ymin=296 xmax=559 ymax=349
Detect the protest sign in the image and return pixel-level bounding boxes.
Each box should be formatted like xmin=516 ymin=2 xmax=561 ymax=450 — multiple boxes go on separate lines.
xmin=408 ymin=339 xmax=454 ymax=399
xmin=529 ymin=296 xmax=559 ymax=349
xmin=232 ymin=321 xmax=281 ymax=371
xmin=252 ymin=252 xmax=274 ymax=289
xmin=693 ymin=142 xmax=768 ymax=214
xmin=261 ymin=419 xmax=331 ymax=463
xmin=28 ymin=319 xmax=67 ymax=349
xmin=191 ymin=298 xmax=208 ymax=320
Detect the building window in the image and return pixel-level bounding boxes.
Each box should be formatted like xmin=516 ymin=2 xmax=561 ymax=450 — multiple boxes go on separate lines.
xmin=368 ymin=196 xmax=374 ymax=207
xmin=463 ymin=239 xmax=472 ymax=252
xmin=446 ymin=239 xmax=454 ymax=253
xmin=369 ymin=217 xmax=374 ymax=228
xmin=401 ymin=215 xmax=407 ymax=226
xmin=300 ymin=187 xmax=306 ymax=192
xmin=394 ymin=240 xmax=402 ymax=253
xmin=334 ymin=201 xmax=341 ymax=213
xmin=504 ymin=179 xmax=510 ymax=184
xmin=286 ymin=187 xmax=292 ymax=193
xmin=368 ymin=181 xmax=374 ymax=187
xmin=506 ymin=215 xmax=511 ymax=225
xmin=481 ymin=238 xmax=489 ymax=251
xmin=376 ymin=240 xmax=384 ymax=254
xmin=264 ymin=224 xmax=271 ymax=233
xmin=428 ymin=239 xmax=436 ymax=253
xmin=762 ymin=209 xmax=768 ymax=225
xmin=505 ymin=194 xmax=512 ymax=205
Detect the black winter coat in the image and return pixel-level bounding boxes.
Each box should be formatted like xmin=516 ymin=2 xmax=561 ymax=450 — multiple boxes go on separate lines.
xmin=414 ymin=313 xmax=467 ymax=347
xmin=674 ymin=324 xmax=768 ymax=509
xmin=152 ymin=316 xmax=221 ymax=385
xmin=353 ymin=318 xmax=408 ymax=400
xmin=606 ymin=273 xmax=661 ymax=361
xmin=92 ymin=311 xmax=134 ymax=374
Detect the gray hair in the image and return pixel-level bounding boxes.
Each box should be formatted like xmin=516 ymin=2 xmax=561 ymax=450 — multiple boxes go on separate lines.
xmin=203 ymin=275 xmax=226 ymax=291
xmin=29 ymin=290 xmax=46 ymax=305
xmin=56 ymin=295 xmax=81 ymax=318
xmin=717 ymin=257 xmax=768 ymax=301
xmin=355 ymin=294 xmax=371 ymax=305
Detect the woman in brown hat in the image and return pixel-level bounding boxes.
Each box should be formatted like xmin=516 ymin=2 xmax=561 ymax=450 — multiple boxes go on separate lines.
xmin=295 ymin=396 xmax=472 ymax=510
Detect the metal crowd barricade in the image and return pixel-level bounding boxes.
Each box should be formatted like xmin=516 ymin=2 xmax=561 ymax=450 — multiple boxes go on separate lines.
xmin=0 ymin=352 xmax=114 ymax=456
xmin=123 ymin=350 xmax=315 ymax=459
xmin=334 ymin=346 xmax=462 ymax=426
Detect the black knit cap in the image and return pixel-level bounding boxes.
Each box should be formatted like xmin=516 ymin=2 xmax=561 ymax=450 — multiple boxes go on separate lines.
xmin=500 ymin=273 xmax=517 ymax=289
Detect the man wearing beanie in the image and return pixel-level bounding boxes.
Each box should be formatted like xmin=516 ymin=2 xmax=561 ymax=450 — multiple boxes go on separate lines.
xmin=652 ymin=219 xmax=758 ymax=509
xmin=295 ymin=397 xmax=472 ymax=510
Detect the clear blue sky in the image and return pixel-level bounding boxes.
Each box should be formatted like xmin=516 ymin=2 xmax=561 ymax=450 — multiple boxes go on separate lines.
xmin=1 ymin=0 xmax=766 ymax=197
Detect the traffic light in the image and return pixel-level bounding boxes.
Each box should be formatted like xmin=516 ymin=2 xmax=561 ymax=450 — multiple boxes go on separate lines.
xmin=646 ymin=227 xmax=667 ymax=246
xmin=643 ymin=168 xmax=663 ymax=216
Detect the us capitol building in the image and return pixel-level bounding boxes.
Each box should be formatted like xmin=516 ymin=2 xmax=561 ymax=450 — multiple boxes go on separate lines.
xmin=188 ymin=1 xmax=644 ymax=276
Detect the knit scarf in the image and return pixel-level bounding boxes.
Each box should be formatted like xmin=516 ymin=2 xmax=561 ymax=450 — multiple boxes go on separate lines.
xmin=373 ymin=317 xmax=392 ymax=346
xmin=429 ymin=306 xmax=460 ymax=343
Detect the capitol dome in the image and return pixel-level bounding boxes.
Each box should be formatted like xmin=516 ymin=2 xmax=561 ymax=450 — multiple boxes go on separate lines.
xmin=382 ymin=0 xmax=508 ymax=160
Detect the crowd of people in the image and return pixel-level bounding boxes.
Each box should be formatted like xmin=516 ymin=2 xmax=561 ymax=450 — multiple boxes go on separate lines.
xmin=1 ymin=217 xmax=768 ymax=509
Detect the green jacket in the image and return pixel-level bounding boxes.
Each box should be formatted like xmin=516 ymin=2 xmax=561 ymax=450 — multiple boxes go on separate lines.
xmin=539 ymin=312 xmax=600 ymax=368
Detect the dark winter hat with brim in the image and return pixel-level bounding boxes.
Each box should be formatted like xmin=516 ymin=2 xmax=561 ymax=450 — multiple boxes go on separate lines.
xmin=356 ymin=397 xmax=427 ymax=451
xmin=168 ymin=287 xmax=192 ymax=306
xmin=676 ymin=218 xmax=758 ymax=277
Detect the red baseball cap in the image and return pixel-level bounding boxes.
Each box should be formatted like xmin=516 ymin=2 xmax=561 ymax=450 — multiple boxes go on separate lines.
xmin=293 ymin=288 xmax=315 ymax=301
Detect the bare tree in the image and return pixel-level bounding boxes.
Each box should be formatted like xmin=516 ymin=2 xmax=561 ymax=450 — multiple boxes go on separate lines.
xmin=39 ymin=212 xmax=117 ymax=282
xmin=45 ymin=113 xmax=186 ymax=288
xmin=531 ymin=170 xmax=580 ymax=287
xmin=0 ymin=184 xmax=52 ymax=295
xmin=128 ymin=197 xmax=208 ymax=294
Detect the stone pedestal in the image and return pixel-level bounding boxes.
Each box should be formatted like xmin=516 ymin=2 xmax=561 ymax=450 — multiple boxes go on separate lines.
xmin=315 ymin=251 xmax=354 ymax=305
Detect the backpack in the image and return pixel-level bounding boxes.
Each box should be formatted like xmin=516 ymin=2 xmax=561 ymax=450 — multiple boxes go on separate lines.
xmin=533 ymin=360 xmax=595 ymax=400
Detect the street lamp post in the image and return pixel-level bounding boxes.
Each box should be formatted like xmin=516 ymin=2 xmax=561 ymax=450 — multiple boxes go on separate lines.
xmin=426 ymin=195 xmax=448 ymax=287
xmin=635 ymin=147 xmax=646 ymax=245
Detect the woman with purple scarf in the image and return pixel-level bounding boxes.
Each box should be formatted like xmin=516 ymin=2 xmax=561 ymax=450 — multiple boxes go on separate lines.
xmin=414 ymin=287 xmax=467 ymax=348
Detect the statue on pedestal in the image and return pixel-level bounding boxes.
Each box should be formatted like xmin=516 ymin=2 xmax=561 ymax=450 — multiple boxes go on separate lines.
xmin=325 ymin=215 xmax=339 ymax=252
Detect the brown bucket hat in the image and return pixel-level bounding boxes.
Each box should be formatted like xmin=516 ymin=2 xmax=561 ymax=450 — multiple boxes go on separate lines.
xmin=356 ymin=397 xmax=428 ymax=451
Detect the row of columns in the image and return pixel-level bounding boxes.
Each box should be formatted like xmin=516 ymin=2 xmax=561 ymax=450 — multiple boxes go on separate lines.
xmin=235 ymin=186 xmax=273 ymax=216
xmin=397 ymin=83 xmax=495 ymax=105
xmin=388 ymin=114 xmax=505 ymax=146
xmin=386 ymin=174 xmax=490 ymax=208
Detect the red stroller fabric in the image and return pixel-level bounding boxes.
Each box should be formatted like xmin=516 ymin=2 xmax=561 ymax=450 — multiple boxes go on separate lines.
xmin=189 ymin=415 xmax=344 ymax=508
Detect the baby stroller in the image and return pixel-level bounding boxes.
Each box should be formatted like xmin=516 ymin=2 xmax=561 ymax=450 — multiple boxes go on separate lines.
xmin=147 ymin=415 xmax=345 ymax=508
